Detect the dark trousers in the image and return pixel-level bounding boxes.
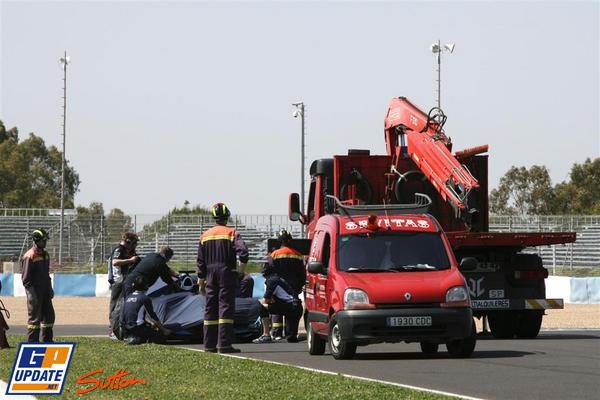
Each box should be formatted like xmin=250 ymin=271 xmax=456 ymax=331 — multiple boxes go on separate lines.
xmin=260 ymin=300 xmax=303 ymax=338
xmin=271 ymin=288 xmax=302 ymax=337
xmin=109 ymin=281 xmax=124 ymax=336
xmin=26 ymin=288 xmax=55 ymax=342
xmin=204 ymin=265 xmax=236 ymax=350
xmin=271 ymin=314 xmax=284 ymax=337
xmin=0 ymin=309 xmax=9 ymax=349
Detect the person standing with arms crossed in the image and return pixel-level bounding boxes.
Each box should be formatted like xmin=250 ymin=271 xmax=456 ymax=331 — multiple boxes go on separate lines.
xmin=21 ymin=229 xmax=54 ymax=342
xmin=197 ymin=203 xmax=249 ymax=353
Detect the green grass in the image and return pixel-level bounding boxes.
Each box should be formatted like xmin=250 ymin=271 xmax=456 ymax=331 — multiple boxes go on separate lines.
xmin=0 ymin=336 xmax=456 ymax=400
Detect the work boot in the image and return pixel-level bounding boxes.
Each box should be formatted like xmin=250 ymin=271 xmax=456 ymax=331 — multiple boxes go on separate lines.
xmin=218 ymin=346 xmax=241 ymax=354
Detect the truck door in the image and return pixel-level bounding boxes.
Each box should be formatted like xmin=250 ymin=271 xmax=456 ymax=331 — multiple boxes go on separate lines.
xmin=308 ymin=230 xmax=332 ymax=334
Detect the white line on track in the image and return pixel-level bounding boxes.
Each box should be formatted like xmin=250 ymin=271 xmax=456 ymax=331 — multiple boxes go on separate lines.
xmin=180 ymin=347 xmax=487 ymax=400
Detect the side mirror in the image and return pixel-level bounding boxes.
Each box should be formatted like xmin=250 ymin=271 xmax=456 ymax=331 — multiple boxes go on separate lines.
xmin=307 ymin=261 xmax=324 ymax=274
xmin=289 ymin=193 xmax=302 ymax=222
xmin=459 ymin=257 xmax=478 ymax=271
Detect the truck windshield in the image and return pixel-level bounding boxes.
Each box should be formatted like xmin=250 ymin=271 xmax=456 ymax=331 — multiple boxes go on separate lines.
xmin=337 ymin=232 xmax=451 ymax=272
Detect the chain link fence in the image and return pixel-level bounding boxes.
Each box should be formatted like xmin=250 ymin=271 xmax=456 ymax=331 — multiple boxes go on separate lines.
xmin=1 ymin=210 xmax=599 ymax=272
xmin=0 ymin=211 xmax=302 ymax=272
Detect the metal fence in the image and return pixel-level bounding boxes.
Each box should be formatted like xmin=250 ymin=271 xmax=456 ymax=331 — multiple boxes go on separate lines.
xmin=0 ymin=212 xmax=302 ymax=271
xmin=1 ymin=211 xmax=599 ymax=272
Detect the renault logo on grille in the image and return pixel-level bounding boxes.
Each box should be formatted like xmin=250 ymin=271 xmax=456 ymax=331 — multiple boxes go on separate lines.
xmin=404 ymin=292 xmax=412 ymax=301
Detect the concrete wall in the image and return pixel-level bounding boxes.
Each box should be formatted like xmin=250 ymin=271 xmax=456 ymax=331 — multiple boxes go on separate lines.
xmin=0 ymin=274 xmax=597 ymax=303
xmin=0 ymin=273 xmax=267 ymax=299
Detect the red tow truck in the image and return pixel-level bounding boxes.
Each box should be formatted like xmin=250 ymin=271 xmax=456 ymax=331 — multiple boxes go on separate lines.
xmin=288 ymin=96 xmax=576 ymax=359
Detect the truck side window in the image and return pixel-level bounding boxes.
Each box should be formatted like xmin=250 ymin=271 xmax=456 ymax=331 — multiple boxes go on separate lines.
xmin=321 ymin=233 xmax=331 ymax=274
xmin=307 ymin=180 xmax=316 ymax=221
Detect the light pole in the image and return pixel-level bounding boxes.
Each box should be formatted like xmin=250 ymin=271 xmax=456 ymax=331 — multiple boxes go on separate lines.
xmin=430 ymin=40 xmax=455 ymax=109
xmin=59 ymin=51 xmax=70 ymax=264
xmin=292 ymin=102 xmax=305 ymax=237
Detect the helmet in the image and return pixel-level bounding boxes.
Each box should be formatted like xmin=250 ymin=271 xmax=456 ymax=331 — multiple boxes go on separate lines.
xmin=277 ymin=229 xmax=292 ymax=244
xmin=180 ymin=275 xmax=194 ymax=291
xmin=32 ymin=229 xmax=50 ymax=242
xmin=211 ymin=203 xmax=231 ymax=220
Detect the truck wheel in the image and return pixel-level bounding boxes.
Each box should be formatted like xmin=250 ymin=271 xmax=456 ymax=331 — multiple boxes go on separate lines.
xmin=329 ymin=318 xmax=357 ymax=360
xmin=420 ymin=341 xmax=439 ymax=354
xmin=488 ymin=312 xmax=517 ymax=339
xmin=515 ymin=311 xmax=543 ymax=339
xmin=446 ymin=321 xmax=476 ymax=358
xmin=307 ymin=322 xmax=326 ymax=355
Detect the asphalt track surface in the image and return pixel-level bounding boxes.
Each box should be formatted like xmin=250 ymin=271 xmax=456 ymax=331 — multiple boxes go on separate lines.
xmin=8 ymin=326 xmax=600 ymax=400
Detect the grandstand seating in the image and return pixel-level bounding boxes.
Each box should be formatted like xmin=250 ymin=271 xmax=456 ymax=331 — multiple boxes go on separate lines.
xmin=489 ymin=223 xmax=600 ymax=268
xmin=0 ymin=216 xmax=62 ymax=260
xmin=135 ymin=222 xmax=301 ymax=263
xmin=1 ymin=212 xmax=597 ymax=269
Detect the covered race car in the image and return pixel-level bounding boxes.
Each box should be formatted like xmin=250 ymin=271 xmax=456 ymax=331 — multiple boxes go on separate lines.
xmin=147 ymin=272 xmax=263 ymax=343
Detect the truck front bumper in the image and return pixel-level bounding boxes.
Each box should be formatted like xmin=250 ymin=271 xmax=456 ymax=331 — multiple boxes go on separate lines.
xmin=335 ymin=307 xmax=473 ymax=344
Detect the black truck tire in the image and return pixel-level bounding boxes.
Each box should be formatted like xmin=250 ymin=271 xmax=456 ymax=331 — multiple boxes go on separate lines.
xmin=328 ymin=318 xmax=357 ymax=360
xmin=307 ymin=322 xmax=326 ymax=355
xmin=515 ymin=310 xmax=543 ymax=339
xmin=488 ymin=312 xmax=517 ymax=339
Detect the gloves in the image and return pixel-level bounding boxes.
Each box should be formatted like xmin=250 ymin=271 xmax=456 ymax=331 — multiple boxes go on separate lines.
xmin=108 ymin=278 xmax=115 ymax=286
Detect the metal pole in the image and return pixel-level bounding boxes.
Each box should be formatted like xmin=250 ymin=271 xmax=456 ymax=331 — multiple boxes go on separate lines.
xmin=437 ymin=39 xmax=441 ymax=108
xmin=59 ymin=51 xmax=69 ymax=264
xmin=292 ymin=102 xmax=306 ymax=237
xmin=301 ymin=104 xmax=305 ymax=215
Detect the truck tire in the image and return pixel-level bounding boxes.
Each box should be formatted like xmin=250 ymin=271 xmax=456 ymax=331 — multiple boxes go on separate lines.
xmin=515 ymin=311 xmax=543 ymax=339
xmin=446 ymin=320 xmax=476 ymax=358
xmin=328 ymin=318 xmax=357 ymax=360
xmin=307 ymin=322 xmax=326 ymax=355
xmin=420 ymin=341 xmax=439 ymax=354
xmin=488 ymin=312 xmax=517 ymax=339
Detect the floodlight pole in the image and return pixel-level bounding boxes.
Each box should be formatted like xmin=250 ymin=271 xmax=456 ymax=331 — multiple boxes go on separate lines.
xmin=431 ymin=40 xmax=454 ymax=109
xmin=292 ymin=102 xmax=306 ymax=237
xmin=59 ymin=51 xmax=69 ymax=264
xmin=436 ymin=39 xmax=441 ymax=108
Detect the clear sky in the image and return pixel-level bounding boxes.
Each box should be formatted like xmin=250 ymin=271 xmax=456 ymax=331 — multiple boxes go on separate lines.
xmin=1 ymin=1 xmax=598 ymax=216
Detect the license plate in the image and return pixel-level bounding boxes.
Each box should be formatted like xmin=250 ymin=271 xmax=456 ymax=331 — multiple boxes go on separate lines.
xmin=387 ymin=316 xmax=432 ymax=327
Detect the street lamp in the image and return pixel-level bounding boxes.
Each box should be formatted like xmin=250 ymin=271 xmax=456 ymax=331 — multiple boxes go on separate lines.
xmin=292 ymin=102 xmax=305 ymax=237
xmin=59 ymin=51 xmax=70 ymax=264
xmin=430 ymin=40 xmax=455 ymax=109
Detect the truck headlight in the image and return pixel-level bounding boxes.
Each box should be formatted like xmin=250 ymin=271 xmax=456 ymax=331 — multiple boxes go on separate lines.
xmin=442 ymin=286 xmax=471 ymax=308
xmin=344 ymin=288 xmax=374 ymax=310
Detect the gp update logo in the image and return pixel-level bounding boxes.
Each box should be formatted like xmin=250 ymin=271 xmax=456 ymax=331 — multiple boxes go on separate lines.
xmin=6 ymin=342 xmax=76 ymax=396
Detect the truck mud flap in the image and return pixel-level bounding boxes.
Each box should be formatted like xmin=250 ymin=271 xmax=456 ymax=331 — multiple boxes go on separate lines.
xmin=471 ymin=298 xmax=563 ymax=310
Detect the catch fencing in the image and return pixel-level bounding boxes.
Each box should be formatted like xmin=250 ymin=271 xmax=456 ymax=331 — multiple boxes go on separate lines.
xmin=0 ymin=210 xmax=598 ymax=272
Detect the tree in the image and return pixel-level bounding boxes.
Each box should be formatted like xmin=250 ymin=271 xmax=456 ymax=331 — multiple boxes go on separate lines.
xmin=0 ymin=122 xmax=80 ymax=208
xmin=553 ymin=158 xmax=600 ymax=214
xmin=105 ymin=208 xmax=133 ymax=242
xmin=0 ymin=121 xmax=18 ymax=144
xmin=489 ymin=165 xmax=555 ymax=215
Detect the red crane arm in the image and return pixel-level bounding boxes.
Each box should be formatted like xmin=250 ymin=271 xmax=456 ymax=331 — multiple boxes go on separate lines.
xmin=384 ymin=97 xmax=481 ymax=211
